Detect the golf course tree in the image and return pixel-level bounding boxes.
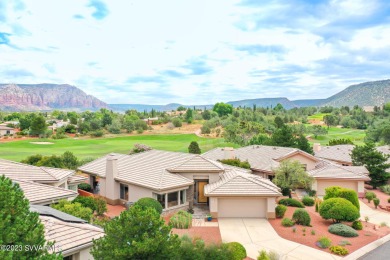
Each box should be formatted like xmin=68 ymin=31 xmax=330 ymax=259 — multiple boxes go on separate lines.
xmin=272 ymin=160 xmax=314 ymax=198
xmin=0 ymin=176 xmax=62 ymax=259
xmin=188 ymin=141 xmax=201 ymax=154
xmin=351 ymin=142 xmax=390 ymax=188
xmin=213 ymin=102 xmax=233 ymax=117
xmin=30 ymin=115 xmax=48 ymax=136
xmin=323 ymin=114 xmax=338 ymax=129
xmin=91 ymin=204 xmax=180 ymax=259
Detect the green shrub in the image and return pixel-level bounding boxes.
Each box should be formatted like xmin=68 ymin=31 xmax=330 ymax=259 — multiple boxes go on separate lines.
xmin=328 ymin=223 xmax=358 ymax=237
xmin=307 ymin=189 xmax=316 ymax=197
xmin=316 ymin=236 xmax=331 ymax=248
xmin=135 ymin=197 xmax=163 ymax=214
xmin=78 ymin=183 xmax=92 ymax=192
xmin=324 ymin=186 xmax=359 ymax=210
xmin=278 ymin=198 xmax=305 ymax=208
xmin=365 ymin=192 xmax=376 ymax=203
xmin=172 ymin=118 xmax=182 ymax=127
xmin=292 ymin=209 xmax=311 ymax=226
xmin=319 ymin=198 xmax=360 ymax=223
xmin=324 ymin=186 xmax=342 ymax=200
xmin=352 ymin=220 xmax=363 ymax=230
xmin=338 ymin=240 xmax=351 ymax=246
xmin=95 ymin=196 xmax=107 ymax=216
xmin=73 ymin=196 xmax=97 ymax=211
xmin=257 ymin=250 xmax=270 ymax=260
xmin=302 ymin=196 xmax=315 ymax=206
xmin=379 ymin=185 xmax=390 ymax=195
xmin=275 ymin=205 xmax=287 ymax=218
xmin=51 ymin=200 xmax=93 ymax=222
xmin=227 ymin=242 xmax=246 ymax=260
xmin=90 ymin=130 xmax=104 ymax=137
xmin=329 ymin=245 xmax=349 ymax=256
xmin=169 ymin=210 xmax=192 ymax=229
xmin=373 ymin=198 xmax=380 ymax=209
xmin=281 ymin=218 xmax=295 ymax=227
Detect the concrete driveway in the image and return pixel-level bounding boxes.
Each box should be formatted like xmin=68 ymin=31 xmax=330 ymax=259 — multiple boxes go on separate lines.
xmin=219 ymin=218 xmax=341 ymax=260
xmin=359 ymin=201 xmax=390 ymax=225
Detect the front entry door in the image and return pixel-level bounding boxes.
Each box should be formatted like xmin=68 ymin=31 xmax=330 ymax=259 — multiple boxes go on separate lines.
xmin=198 ymin=181 xmax=208 ymax=203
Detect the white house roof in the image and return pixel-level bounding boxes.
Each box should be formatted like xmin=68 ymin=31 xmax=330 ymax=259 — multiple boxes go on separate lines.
xmin=203 ymin=145 xmax=318 ymax=172
xmin=13 ymin=179 xmax=78 ymax=205
xmin=308 ymin=161 xmax=370 ymax=180
xmin=40 ymin=215 xmax=104 ymax=256
xmin=79 ymin=150 xmax=201 ymax=191
xmin=0 ymin=159 xmax=74 ymax=183
xmin=314 ymin=144 xmax=355 ymax=164
xmin=67 ymin=175 xmax=88 ymax=184
xmin=0 ymin=126 xmax=14 ymax=130
xmin=205 ymin=170 xmax=281 ymax=196
xmin=168 ymin=155 xmax=224 ymax=173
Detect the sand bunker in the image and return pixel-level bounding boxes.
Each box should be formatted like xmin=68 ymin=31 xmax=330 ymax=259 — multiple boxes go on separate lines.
xmin=30 ymin=142 xmax=54 ymax=145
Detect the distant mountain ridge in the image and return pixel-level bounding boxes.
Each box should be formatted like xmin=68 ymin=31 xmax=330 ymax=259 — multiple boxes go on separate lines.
xmin=0 ymin=84 xmax=107 ymax=111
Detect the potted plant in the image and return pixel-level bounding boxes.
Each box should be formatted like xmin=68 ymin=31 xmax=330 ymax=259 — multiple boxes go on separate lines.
xmin=206 ymin=214 xmax=212 ymax=221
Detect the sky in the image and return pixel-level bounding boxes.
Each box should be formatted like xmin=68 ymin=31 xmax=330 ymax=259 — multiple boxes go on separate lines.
xmin=1 ymin=0 xmax=390 ymax=105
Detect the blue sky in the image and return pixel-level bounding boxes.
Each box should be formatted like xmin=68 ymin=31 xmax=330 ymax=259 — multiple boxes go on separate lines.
xmin=1 ymin=0 xmax=390 ymax=104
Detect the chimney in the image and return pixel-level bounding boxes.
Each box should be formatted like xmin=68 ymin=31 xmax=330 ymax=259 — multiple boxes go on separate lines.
xmin=223 ymin=147 xmax=235 ymax=159
xmin=313 ymin=143 xmax=321 ymax=153
xmin=105 ymin=153 xmax=118 ymax=202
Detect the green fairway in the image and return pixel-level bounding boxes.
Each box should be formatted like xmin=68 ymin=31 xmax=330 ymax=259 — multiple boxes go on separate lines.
xmin=0 ymin=134 xmax=239 ymax=162
xmin=309 ymin=127 xmax=366 ymax=146
xmin=307 ymin=113 xmax=330 ymax=120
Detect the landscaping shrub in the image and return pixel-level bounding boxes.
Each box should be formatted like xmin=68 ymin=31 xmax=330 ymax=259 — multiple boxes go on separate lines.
xmin=379 ymin=185 xmax=390 ymax=195
xmin=90 ymin=130 xmax=104 ymax=137
xmin=324 ymin=186 xmax=342 ymax=200
xmin=169 ymin=211 xmax=192 ymax=229
xmin=329 ymin=245 xmax=349 ymax=256
xmin=51 ymin=200 xmax=93 ymax=222
xmin=324 ymin=186 xmax=360 ymax=210
xmin=292 ymin=209 xmax=311 ymax=226
xmin=227 ymin=242 xmax=246 ymax=260
xmin=315 ymin=198 xmax=322 ymax=213
xmin=73 ymin=196 xmax=97 ymax=211
xmin=373 ymin=198 xmax=380 ymax=209
xmin=204 ymin=243 xmax=234 ymax=259
xmin=328 ymin=223 xmax=359 ymax=237
xmin=95 ymin=196 xmax=108 ymax=216
xmin=134 ymin=197 xmax=163 ymax=214
xmin=278 ymin=198 xmax=305 ymax=208
xmin=275 ymin=205 xmax=287 ymax=218
xmin=307 ymin=189 xmax=316 ymax=197
xmin=338 ymin=240 xmax=351 ymax=246
xmin=257 ymin=250 xmax=270 ymax=260
xmin=319 ymin=198 xmax=360 ymax=223
xmin=281 ymin=218 xmax=295 ymax=227
xmin=365 ymin=191 xmax=376 ymax=203
xmin=78 ymin=183 xmax=92 ymax=192
xmin=302 ymin=196 xmax=315 ymax=206
xmin=316 ymin=236 xmax=331 ymax=249
xmin=352 ymin=220 xmax=363 ymax=230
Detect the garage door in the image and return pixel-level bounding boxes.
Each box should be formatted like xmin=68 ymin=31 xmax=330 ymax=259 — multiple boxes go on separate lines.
xmin=218 ymin=198 xmax=266 ymax=218
xmin=317 ymin=181 xmax=357 ymax=196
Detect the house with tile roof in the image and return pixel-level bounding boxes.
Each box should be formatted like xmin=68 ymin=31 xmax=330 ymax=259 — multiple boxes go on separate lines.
xmin=203 ymin=145 xmax=370 ymax=198
xmin=78 ymin=150 xmax=282 ymax=219
xmin=0 ymin=125 xmax=15 ymax=136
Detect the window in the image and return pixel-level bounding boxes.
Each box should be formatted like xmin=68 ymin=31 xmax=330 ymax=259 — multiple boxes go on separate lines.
xmin=168 ymin=192 xmax=178 ymax=207
xmin=180 ymin=190 xmax=186 ymax=204
xmin=120 ymin=183 xmax=129 ymax=200
xmin=155 ymin=193 xmax=166 ymax=209
xmin=68 ymin=184 xmax=77 ymax=191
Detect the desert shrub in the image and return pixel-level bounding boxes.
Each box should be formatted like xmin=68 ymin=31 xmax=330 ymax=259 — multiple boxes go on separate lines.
xmin=257 ymin=250 xmax=270 ymax=260
xmin=73 ymin=196 xmax=97 ymax=211
xmin=281 ymin=218 xmax=295 ymax=227
xmin=172 ymin=118 xmax=182 ymax=127
xmin=379 ymin=185 xmax=390 ymax=195
xmin=90 ymin=129 xmax=104 ymax=137
xmin=307 ymin=189 xmax=316 ymax=197
xmin=329 ymin=245 xmax=349 ymax=256
xmin=373 ymin=198 xmax=380 ymax=209
xmin=352 ymin=220 xmax=363 ymax=230
xmin=365 ymin=191 xmax=376 ymax=203
xmin=278 ymin=198 xmax=305 ymax=208
xmin=227 ymin=242 xmax=246 ymax=260
xmin=95 ymin=196 xmax=107 ymax=216
xmin=267 ymin=251 xmax=279 ymax=260
xmin=316 ymin=236 xmax=331 ymax=249
xmin=319 ymin=198 xmax=360 ymax=223
xmin=302 ymin=196 xmax=315 ymax=206
xmin=78 ymin=183 xmax=92 ymax=192
xmin=324 ymin=186 xmax=359 ymax=210
xmin=134 ymin=197 xmax=163 ymax=214
xmin=380 ymin=222 xmax=388 ymax=227
xmin=338 ymin=240 xmax=351 ymax=246
xmin=204 ymin=243 xmax=234 ymax=259
xmin=292 ymin=209 xmax=311 ymax=226
xmin=169 ymin=211 xmax=192 ymax=229
xmin=328 ymin=223 xmax=358 ymax=237
xmin=275 ymin=205 xmax=287 ymax=218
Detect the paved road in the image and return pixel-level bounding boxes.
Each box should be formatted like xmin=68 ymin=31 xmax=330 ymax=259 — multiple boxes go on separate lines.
xmin=359 ymin=241 xmax=390 ymax=260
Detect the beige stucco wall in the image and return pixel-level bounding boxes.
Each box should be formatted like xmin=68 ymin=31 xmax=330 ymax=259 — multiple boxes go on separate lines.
xmin=0 ymin=129 xmax=14 ymax=136
xmin=315 ymin=180 xmax=358 ymax=196
xmin=217 ymin=197 xmax=267 ymax=218
xmin=66 ymin=246 xmax=94 ymax=260
xmin=286 ymin=154 xmax=317 ymax=170
xmin=178 ymin=172 xmax=220 ymax=184
xmin=127 ymin=183 xmax=154 ymax=202
xmin=99 ymin=178 xmax=106 ymax=197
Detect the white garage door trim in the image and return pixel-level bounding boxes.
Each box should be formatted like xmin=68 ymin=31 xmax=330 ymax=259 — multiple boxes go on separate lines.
xmin=317 ymin=180 xmax=358 ymax=196
xmin=218 ymin=197 xmax=267 ymax=218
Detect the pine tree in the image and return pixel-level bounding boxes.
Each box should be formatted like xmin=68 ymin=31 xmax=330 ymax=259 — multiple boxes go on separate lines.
xmin=188 ymin=141 xmax=201 ymax=154
xmin=0 ymin=176 xmax=61 ymax=259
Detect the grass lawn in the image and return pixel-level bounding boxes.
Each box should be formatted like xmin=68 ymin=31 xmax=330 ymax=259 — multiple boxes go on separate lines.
xmin=0 ymin=134 xmax=239 ymax=162
xmin=307 ymin=113 xmax=330 ymax=120
xmin=309 ymin=126 xmax=366 ymax=146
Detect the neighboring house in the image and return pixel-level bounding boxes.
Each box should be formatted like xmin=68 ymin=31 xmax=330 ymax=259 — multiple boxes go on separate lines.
xmin=203 ymin=145 xmax=370 ymax=198
xmin=78 ymin=150 xmax=282 ymax=219
xmin=142 ymin=117 xmax=159 ymax=125
xmin=0 ymin=125 xmax=15 ymax=136
xmin=31 ymin=205 xmax=104 ymax=259
xmin=0 ymin=159 xmax=87 ymax=190
xmin=313 ymin=144 xmax=354 ymax=166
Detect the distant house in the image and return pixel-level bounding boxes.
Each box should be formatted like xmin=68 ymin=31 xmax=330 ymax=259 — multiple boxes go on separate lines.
xmin=78 ymin=150 xmax=282 ymax=219
xmin=0 ymin=125 xmax=15 ymax=136
xmin=142 ymin=117 xmax=159 ymax=125
xmin=31 ymin=205 xmax=104 ymax=259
